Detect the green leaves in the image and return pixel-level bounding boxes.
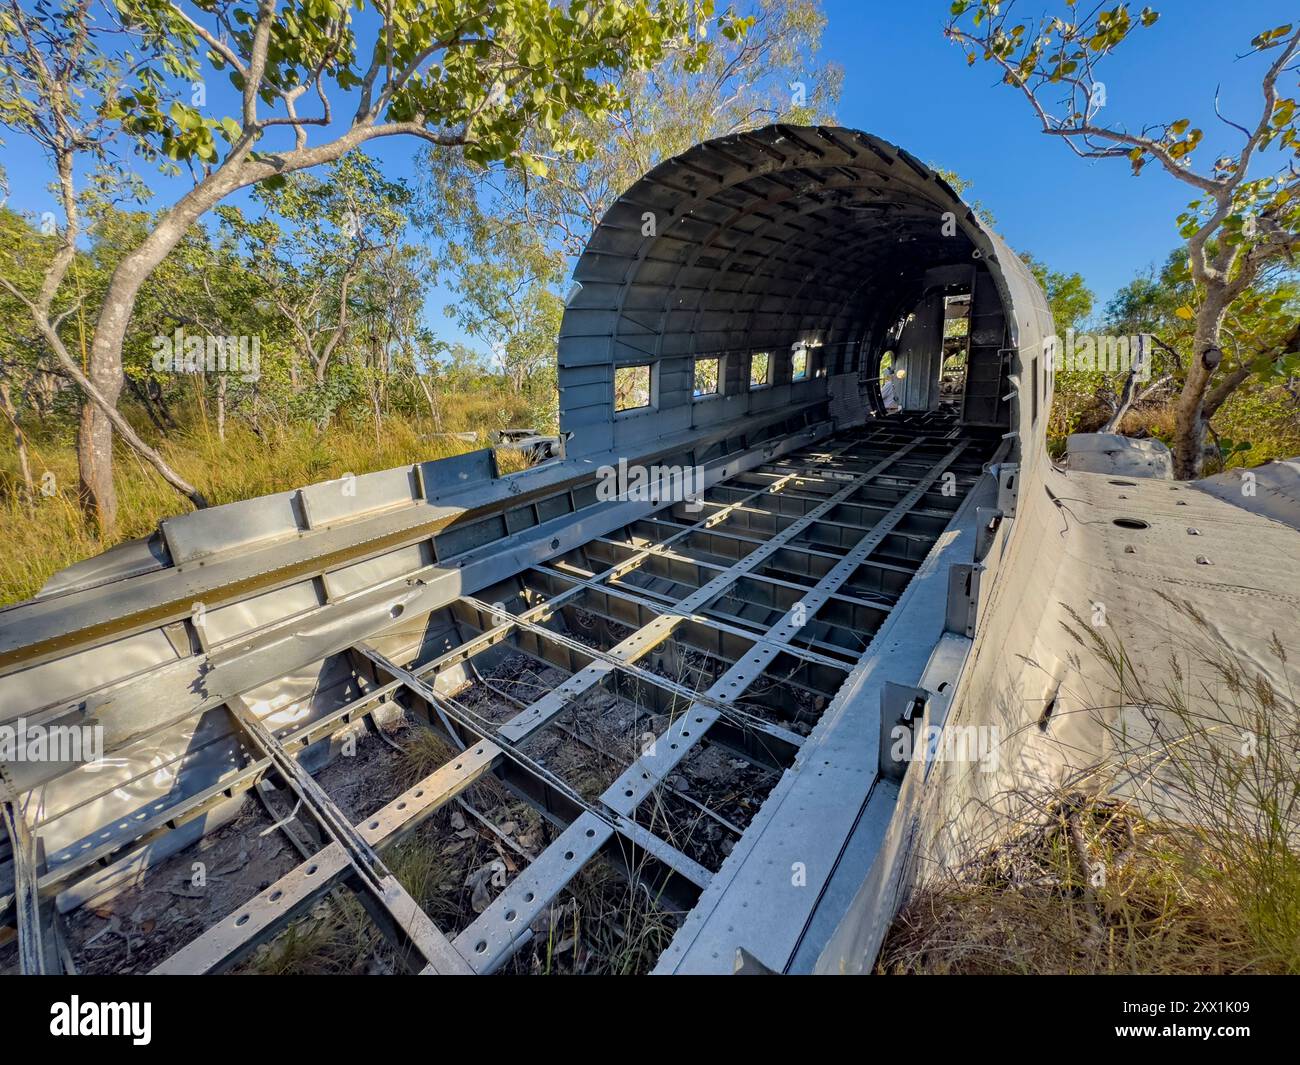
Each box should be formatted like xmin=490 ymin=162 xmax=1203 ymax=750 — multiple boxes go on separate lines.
xmin=1217 ymin=437 xmax=1252 ymax=460
xmin=719 ymin=12 xmax=754 ymax=42
xmin=169 ymin=99 xmax=202 ymax=131
xmin=21 ymin=0 xmax=729 ymax=177
xmin=1021 ymin=251 xmax=1095 ymax=334
xmin=947 ymin=0 xmax=1164 ymax=127
xmin=1086 ymin=5 xmax=1132 ymax=52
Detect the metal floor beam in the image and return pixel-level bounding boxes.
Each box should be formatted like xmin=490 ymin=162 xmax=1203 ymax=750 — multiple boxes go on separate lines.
xmin=451 ymin=440 xmax=966 ymax=972
xmin=145 ymin=420 xmax=986 ymax=975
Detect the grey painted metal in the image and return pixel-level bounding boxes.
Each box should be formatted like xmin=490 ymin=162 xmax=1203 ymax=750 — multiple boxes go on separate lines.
xmin=800 ymin=627 xmax=972 ymax=971
xmin=4 ymin=124 xmax=1069 ymax=978
xmin=456 ymin=438 xmax=962 ymax=973
xmin=657 ymin=456 xmax=1001 ymax=973
xmin=3 ymin=799 xmax=48 ymax=974
xmin=154 ymin=577 xmax=726 ymax=974
xmin=535 ymin=562 xmax=854 ymax=673
xmin=558 ymin=125 xmax=1044 ymax=463
xmin=0 ymin=404 xmax=826 ymax=689
xmin=361 ymin=646 xmax=714 ymax=891
xmin=877 ymin=683 xmax=931 ymax=784
xmin=459 ymin=594 xmax=805 ymax=754
xmin=225 ymin=695 xmax=473 ymax=974
xmin=153 ymin=735 xmax=499 ymax=974
xmin=1 ymin=417 xmax=826 ymax=857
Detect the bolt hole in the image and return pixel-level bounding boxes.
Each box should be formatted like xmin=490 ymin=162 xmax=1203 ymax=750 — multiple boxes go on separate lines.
xmin=1112 ymin=517 xmax=1149 ymax=530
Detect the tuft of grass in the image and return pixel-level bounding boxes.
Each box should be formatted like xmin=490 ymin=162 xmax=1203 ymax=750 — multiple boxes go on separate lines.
xmin=503 ymin=855 xmax=681 ymax=976
xmin=1065 ymin=595 xmax=1300 ymax=972
xmin=243 ymin=890 xmax=377 ymax=976
xmin=883 ymin=597 xmax=1300 ymax=976
xmin=395 ymin=727 xmax=459 ymax=790
xmin=880 ymin=793 xmax=1262 ymax=975
xmin=243 ymin=835 xmax=466 ymax=976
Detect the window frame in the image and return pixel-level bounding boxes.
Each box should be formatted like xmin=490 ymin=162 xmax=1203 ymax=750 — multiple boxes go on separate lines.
xmin=791 ymin=346 xmax=810 ymax=382
xmin=692 ymin=355 xmax=722 ymax=400
xmin=613 ymin=362 xmax=655 ymax=415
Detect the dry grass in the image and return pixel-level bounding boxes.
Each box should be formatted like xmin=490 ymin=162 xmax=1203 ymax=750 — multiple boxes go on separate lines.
xmin=881 ymin=597 xmax=1300 ymax=976
xmin=244 ymin=723 xmax=682 ymax=976
xmin=243 ymin=837 xmax=467 ymax=976
xmin=502 ymin=859 xmax=680 ymax=976
xmin=391 ymin=709 xmax=682 ymax=974
xmin=0 ymin=395 xmax=536 ymax=605
xmin=1047 ymin=377 xmax=1300 ymax=469
xmin=395 ymin=726 xmax=460 ymax=790
xmin=880 ymin=794 xmax=1266 ymax=975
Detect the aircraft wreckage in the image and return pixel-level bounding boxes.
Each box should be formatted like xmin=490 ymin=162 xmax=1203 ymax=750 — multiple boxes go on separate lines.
xmin=3 ymin=125 xmax=1298 ymax=975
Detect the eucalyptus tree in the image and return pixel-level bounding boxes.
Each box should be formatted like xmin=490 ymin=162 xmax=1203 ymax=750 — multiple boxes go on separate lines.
xmin=946 ymin=3 xmax=1299 ymax=477
xmin=419 ymin=0 xmax=836 ymax=400
xmin=0 ymin=0 xmax=728 ymax=530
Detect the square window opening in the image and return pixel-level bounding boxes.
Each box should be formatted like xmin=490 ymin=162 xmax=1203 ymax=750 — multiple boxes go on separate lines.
xmin=615 ymin=363 xmax=653 ymax=412
xmin=791 ymin=347 xmax=809 ymax=381
xmin=694 ymin=356 xmax=721 ymax=398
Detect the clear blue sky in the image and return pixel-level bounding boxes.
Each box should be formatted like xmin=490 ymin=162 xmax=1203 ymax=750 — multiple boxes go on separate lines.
xmin=817 ymin=0 xmax=1296 ymax=310
xmin=3 ymin=0 xmax=1295 ymax=343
